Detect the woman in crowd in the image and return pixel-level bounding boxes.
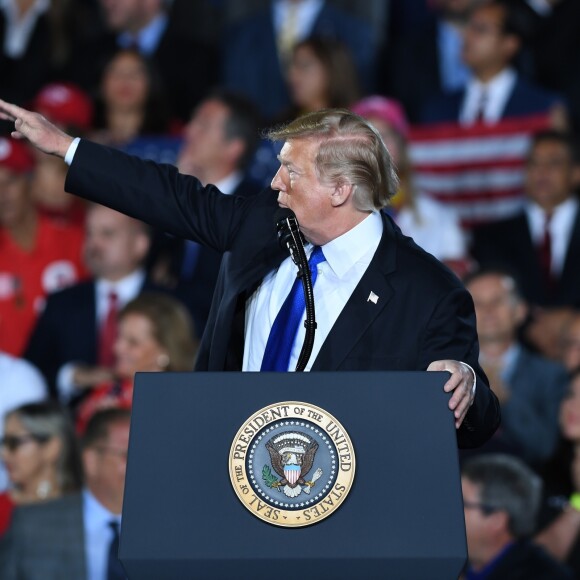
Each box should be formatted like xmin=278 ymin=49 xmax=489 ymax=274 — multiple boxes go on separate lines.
xmin=0 ymin=401 xmax=82 ymax=535
xmin=536 ymin=368 xmax=580 ymax=575
xmin=90 ymin=48 xmax=174 ymax=148
xmin=280 ymin=36 xmax=360 ymax=123
xmin=351 ymin=95 xmax=468 ymax=274
xmin=75 ymin=292 xmax=197 ymax=433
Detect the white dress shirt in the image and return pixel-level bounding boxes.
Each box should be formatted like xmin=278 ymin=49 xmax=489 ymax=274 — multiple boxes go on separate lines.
xmin=244 ymin=211 xmax=383 ymax=371
xmin=0 ymin=0 xmax=49 ymax=58
xmin=460 ymin=68 xmax=517 ymax=126
xmin=56 ymin=269 xmax=146 ymax=401
xmin=526 ymin=197 xmax=579 ymax=277
xmin=83 ymin=489 xmax=122 ymax=580
xmin=272 ymin=0 xmax=324 ymax=42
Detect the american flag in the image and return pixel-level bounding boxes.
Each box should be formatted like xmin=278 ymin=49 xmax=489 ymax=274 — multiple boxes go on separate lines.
xmin=408 ymin=114 xmax=551 ymax=228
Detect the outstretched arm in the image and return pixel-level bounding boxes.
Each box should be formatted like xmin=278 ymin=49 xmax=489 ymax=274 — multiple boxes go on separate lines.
xmin=0 ymin=99 xmax=74 ymax=158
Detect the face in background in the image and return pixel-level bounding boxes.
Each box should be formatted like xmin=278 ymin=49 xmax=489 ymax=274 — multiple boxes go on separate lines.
xmin=178 ymin=99 xmax=233 ymax=175
xmin=562 ymin=316 xmax=580 ymax=373
xmin=271 ymin=138 xmax=339 ymax=245
xmin=100 ymin=0 xmax=151 ymax=32
xmin=83 ymin=418 xmax=130 ymax=512
xmin=288 ymin=44 xmax=329 ymax=111
xmin=113 ymin=312 xmax=167 ymax=378
xmin=363 ymin=116 xmax=404 ymax=168
xmin=0 ymin=167 xmax=32 ymax=228
xmin=83 ymin=205 xmax=149 ymax=280
xmin=560 ymin=374 xmax=580 ymax=442
xmin=462 ymin=4 xmax=518 ymax=75
xmin=525 ymin=139 xmax=574 ymax=210
xmin=467 ymin=274 xmax=526 ymax=346
xmin=1 ymin=414 xmax=58 ymax=491
xmin=101 ymin=51 xmax=150 ymax=112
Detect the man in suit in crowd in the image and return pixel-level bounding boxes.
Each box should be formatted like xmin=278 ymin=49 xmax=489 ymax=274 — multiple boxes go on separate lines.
xmin=381 ymin=0 xmax=478 ymax=122
xmin=24 ymin=203 xmax=155 ymax=401
xmin=420 ymin=0 xmax=565 ymax=127
xmin=223 ymin=0 xmax=376 ymax=119
xmin=472 ymin=130 xmax=580 ymax=359
xmin=0 ymin=408 xmax=131 ymax=580
xmin=148 ymin=90 xmax=262 ymax=335
xmin=67 ymin=0 xmax=216 ymax=122
xmin=0 ymin=99 xmax=500 ymax=448
xmin=461 ymin=454 xmax=573 ymax=579
xmin=466 ymin=268 xmax=568 ymax=465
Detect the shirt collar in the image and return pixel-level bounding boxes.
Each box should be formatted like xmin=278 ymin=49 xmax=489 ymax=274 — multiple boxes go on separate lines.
xmin=83 ymin=488 xmax=121 ymax=532
xmin=214 ymin=171 xmax=243 ymax=196
xmin=117 ymin=12 xmax=168 ymax=56
xmin=526 ymin=196 xmax=579 ymax=239
xmin=316 ymin=211 xmax=383 ymax=279
xmin=272 ymin=0 xmax=324 ymax=37
xmin=96 ymin=269 xmax=146 ymax=304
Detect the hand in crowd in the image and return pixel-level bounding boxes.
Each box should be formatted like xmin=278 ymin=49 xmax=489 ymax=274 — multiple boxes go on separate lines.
xmin=427 ymin=360 xmax=475 ymax=429
xmin=0 ymin=99 xmax=73 ymax=158
xmin=72 ymin=365 xmax=116 ymax=390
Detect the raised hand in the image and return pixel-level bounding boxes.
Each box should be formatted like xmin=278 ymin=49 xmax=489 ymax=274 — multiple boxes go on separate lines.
xmin=0 ymin=99 xmax=74 ymax=158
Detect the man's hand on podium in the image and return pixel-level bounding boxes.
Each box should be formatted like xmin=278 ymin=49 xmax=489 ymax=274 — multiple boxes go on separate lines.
xmin=427 ymin=360 xmax=476 ymax=429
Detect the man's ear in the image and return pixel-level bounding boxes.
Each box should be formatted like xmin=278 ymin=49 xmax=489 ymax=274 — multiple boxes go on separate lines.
xmin=330 ymin=181 xmax=354 ymax=207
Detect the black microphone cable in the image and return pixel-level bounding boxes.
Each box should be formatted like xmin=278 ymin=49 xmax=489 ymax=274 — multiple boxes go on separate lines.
xmin=274 ymin=208 xmax=317 ymax=372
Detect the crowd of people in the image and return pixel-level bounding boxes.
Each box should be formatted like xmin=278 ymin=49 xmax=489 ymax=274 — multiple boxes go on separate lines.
xmin=1 ymin=0 xmax=580 ymax=578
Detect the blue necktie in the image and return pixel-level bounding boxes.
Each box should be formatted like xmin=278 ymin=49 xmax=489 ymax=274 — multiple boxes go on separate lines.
xmin=107 ymin=520 xmax=126 ymax=580
xmin=261 ymin=246 xmax=326 ymax=372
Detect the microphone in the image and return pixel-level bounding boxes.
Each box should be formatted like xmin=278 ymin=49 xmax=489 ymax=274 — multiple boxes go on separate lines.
xmin=273 ymin=208 xmax=317 ymax=372
xmin=274 ymin=208 xmax=305 ymax=268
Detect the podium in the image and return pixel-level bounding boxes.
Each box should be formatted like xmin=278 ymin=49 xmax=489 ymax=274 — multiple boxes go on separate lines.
xmin=120 ymin=372 xmax=467 ymax=579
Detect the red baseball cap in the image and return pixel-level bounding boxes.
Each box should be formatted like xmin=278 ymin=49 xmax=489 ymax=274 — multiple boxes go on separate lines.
xmin=33 ymin=83 xmax=93 ymax=132
xmin=0 ymin=137 xmax=35 ymax=174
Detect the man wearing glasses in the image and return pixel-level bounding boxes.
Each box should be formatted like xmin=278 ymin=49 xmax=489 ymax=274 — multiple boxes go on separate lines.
xmin=0 ymin=409 xmax=131 ymax=580
xmin=461 ymin=454 xmax=572 ymax=579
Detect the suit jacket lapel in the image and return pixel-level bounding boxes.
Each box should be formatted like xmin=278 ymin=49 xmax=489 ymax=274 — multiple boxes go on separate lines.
xmin=312 ymin=214 xmax=396 ymax=370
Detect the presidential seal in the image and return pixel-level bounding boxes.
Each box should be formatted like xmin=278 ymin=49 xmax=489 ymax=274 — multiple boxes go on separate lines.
xmin=229 ymin=401 xmax=355 ymax=527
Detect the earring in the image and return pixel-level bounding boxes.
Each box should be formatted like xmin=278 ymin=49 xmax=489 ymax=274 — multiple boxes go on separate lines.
xmin=36 ymin=480 xmax=52 ymax=499
xmin=157 ymin=353 xmax=170 ymax=369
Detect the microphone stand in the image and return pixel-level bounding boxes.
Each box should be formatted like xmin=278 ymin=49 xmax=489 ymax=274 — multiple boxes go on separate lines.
xmin=276 ymin=211 xmax=317 ymax=372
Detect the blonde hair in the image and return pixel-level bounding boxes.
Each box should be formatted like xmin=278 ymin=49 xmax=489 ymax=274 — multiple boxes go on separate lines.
xmin=268 ymin=109 xmax=399 ymax=211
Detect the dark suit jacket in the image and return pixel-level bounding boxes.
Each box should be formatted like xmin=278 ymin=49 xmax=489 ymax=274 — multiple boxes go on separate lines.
xmin=148 ymin=177 xmax=262 ymax=336
xmin=223 ymin=4 xmax=376 ymax=119
xmin=501 ymin=346 xmax=568 ymax=465
xmin=63 ymin=140 xmax=499 ymax=448
xmin=420 ymin=76 xmax=562 ymax=124
xmin=0 ymin=494 xmax=86 ymax=580
xmin=471 ymin=207 xmax=580 ymax=307
xmin=480 ymin=540 xmax=573 ymax=580
xmin=24 ymin=276 xmax=165 ymax=397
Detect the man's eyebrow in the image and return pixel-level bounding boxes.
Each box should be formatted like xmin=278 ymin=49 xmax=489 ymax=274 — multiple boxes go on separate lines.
xmin=277 ymin=155 xmax=298 ymax=169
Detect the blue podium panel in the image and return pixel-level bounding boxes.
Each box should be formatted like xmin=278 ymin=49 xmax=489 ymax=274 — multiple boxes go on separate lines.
xmin=120 ymin=372 xmax=466 ymax=579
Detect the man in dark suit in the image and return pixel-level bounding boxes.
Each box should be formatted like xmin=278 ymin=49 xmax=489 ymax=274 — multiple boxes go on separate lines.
xmin=472 ymin=130 xmax=580 ymax=359
xmin=24 ymin=203 xmax=157 ymax=400
xmin=0 ymin=99 xmax=500 ymax=449
xmin=148 ymin=90 xmax=262 ymax=335
xmin=223 ymin=0 xmax=377 ymax=120
xmin=466 ymin=268 xmax=568 ymax=466
xmin=66 ymin=0 xmax=216 ymax=122
xmin=0 ymin=408 xmax=131 ymax=580
xmin=462 ymin=454 xmax=573 ymax=579
xmin=420 ymin=0 xmax=565 ymax=127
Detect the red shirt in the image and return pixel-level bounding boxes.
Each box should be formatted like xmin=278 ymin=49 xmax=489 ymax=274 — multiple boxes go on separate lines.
xmin=0 ymin=492 xmax=14 ymax=536
xmin=0 ymin=215 xmax=87 ymax=356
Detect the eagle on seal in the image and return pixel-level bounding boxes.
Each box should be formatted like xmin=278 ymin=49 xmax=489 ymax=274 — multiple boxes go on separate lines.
xmin=266 ymin=431 xmax=320 ymax=498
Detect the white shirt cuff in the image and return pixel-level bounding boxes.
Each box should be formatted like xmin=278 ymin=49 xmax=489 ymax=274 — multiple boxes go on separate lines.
xmin=462 ymin=362 xmax=477 ymax=404
xmin=64 ymin=137 xmax=81 ymax=166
